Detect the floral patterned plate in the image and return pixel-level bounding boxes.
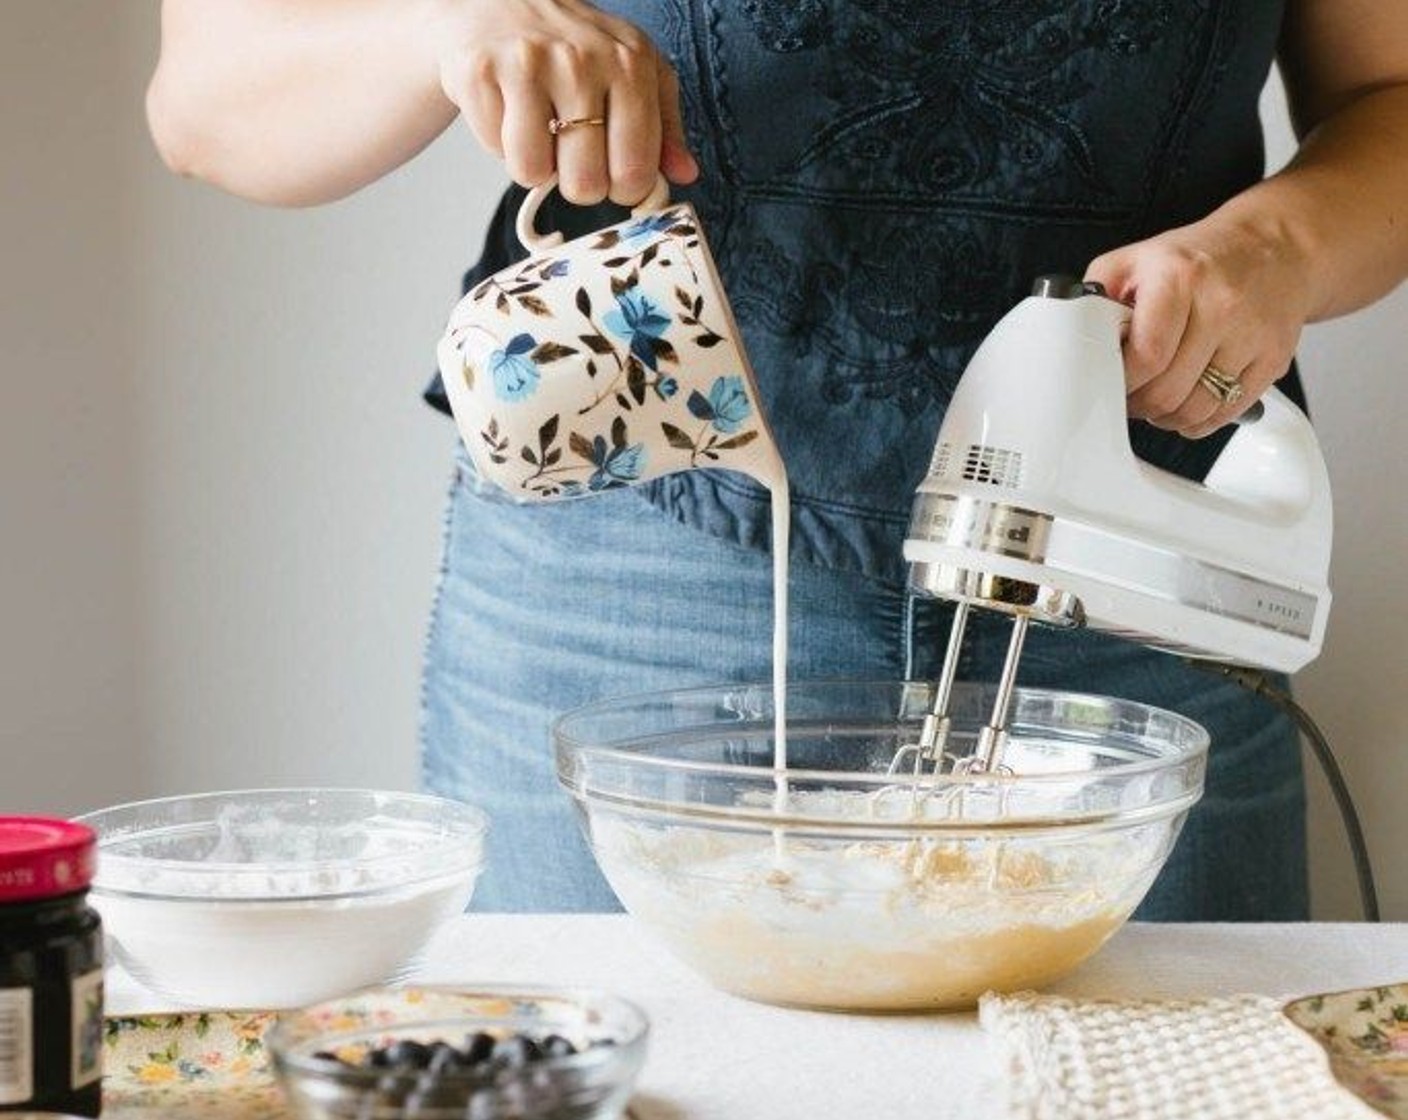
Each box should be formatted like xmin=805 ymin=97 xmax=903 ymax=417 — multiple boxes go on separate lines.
xmin=1285 ymin=984 xmax=1408 ymax=1119
xmin=103 ymin=1010 xmax=286 ymax=1120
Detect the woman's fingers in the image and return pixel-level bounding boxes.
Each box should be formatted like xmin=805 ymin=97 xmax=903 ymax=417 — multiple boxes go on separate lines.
xmin=499 ymin=69 xmax=556 ymax=188
xmin=552 ymin=106 xmax=610 ymax=203
xmin=656 ymin=57 xmax=699 ymax=185
xmin=495 ymin=32 xmax=667 ymax=202
xmin=1116 ymin=271 xmax=1191 ymax=396
xmin=1184 ymin=355 xmax=1276 ymax=439
xmin=1122 ymin=282 xmax=1261 ymax=435
xmin=1085 ymin=223 xmax=1308 ymax=439
xmin=568 ymin=3 xmax=677 ymax=199
xmin=542 ymin=39 xmax=611 ymax=203
xmin=460 ymin=75 xmax=505 ymax=158
xmin=434 ymin=1 xmax=694 ymax=200
xmin=1126 ymin=299 xmax=1219 ymax=426
xmin=605 ymin=43 xmax=661 ymax=204
xmin=1176 ymin=355 xmax=1257 ymax=435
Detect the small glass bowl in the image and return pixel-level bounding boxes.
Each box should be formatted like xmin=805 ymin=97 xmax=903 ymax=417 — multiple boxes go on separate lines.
xmin=269 ymin=986 xmax=649 ymax=1120
xmin=76 ymin=789 xmax=487 ymax=1008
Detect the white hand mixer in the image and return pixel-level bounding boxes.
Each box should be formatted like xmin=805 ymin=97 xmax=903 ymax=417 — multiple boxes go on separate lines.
xmin=895 ymin=275 xmax=1334 ymax=779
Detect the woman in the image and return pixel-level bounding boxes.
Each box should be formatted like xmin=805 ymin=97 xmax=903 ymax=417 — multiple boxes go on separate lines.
xmin=147 ymin=1 xmax=1408 ymax=915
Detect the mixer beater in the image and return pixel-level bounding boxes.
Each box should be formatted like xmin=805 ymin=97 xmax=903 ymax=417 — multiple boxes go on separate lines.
xmin=887 ymin=603 xmax=1033 ymax=780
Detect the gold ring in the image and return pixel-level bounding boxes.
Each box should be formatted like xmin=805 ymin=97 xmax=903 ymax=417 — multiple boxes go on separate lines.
xmin=1198 ymin=364 xmax=1245 ymax=407
xmin=548 ymin=116 xmax=606 ymax=136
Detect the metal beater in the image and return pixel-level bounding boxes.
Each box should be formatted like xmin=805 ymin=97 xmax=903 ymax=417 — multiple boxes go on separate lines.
xmin=888 ymin=604 xmax=1029 ymax=781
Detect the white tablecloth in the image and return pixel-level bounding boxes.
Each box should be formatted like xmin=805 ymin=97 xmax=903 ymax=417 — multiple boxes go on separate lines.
xmin=109 ymin=918 xmax=1408 ymax=1120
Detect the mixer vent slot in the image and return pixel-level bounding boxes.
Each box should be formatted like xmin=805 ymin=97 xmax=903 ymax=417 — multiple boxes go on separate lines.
xmin=930 ymin=442 xmax=953 ymax=478
xmin=960 ymin=444 xmax=1023 ymax=488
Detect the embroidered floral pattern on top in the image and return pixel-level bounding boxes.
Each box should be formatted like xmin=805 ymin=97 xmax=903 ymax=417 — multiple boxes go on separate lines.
xmin=665 ymin=0 xmax=1227 ymax=419
xmin=727 ymin=225 xmax=1008 ymax=411
xmin=712 ymin=0 xmax=1212 ymax=215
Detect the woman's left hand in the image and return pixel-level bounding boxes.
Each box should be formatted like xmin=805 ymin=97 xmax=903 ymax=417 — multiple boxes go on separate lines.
xmin=1084 ymin=212 xmax=1314 ymax=438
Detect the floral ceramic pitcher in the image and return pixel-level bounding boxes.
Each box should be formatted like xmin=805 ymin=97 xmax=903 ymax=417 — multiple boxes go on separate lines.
xmin=436 ymin=177 xmax=783 ymax=500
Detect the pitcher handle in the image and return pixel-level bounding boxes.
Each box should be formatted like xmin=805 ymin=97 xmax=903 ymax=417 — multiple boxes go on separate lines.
xmin=515 ymin=174 xmax=672 ymax=253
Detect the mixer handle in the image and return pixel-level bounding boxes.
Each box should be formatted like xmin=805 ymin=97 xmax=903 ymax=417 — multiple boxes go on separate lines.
xmin=1202 ymin=386 xmax=1329 ymax=520
xmin=515 ymin=174 xmax=673 ymax=253
xmin=1102 ymin=295 xmax=1323 ymax=514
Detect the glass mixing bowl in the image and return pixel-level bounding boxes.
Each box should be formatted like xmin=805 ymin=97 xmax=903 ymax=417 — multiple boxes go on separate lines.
xmin=554 ymin=681 xmax=1207 ymax=1012
xmin=76 ymin=789 xmax=487 ymax=1009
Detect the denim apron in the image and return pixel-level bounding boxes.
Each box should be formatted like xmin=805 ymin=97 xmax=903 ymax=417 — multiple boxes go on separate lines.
xmin=421 ymin=0 xmax=1308 ymax=916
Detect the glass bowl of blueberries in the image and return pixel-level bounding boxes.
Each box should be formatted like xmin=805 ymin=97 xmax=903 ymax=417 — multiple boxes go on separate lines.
xmin=268 ymin=986 xmax=649 ymax=1120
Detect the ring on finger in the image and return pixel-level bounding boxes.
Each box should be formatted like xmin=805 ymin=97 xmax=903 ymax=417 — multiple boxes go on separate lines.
xmin=1198 ymin=364 xmax=1244 ymax=407
xmin=548 ymin=116 xmax=607 ymax=136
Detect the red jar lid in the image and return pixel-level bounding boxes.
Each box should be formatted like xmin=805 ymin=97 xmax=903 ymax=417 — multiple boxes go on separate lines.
xmin=0 ymin=817 xmax=97 ymax=902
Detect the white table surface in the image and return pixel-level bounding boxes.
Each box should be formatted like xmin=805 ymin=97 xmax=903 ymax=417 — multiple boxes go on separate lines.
xmin=109 ymin=918 xmax=1408 ymax=1120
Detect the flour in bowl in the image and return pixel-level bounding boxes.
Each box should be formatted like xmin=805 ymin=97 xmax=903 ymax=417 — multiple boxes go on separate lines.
xmin=88 ymin=797 xmax=485 ymax=1008
xmin=591 ymin=797 xmax=1162 ymax=1011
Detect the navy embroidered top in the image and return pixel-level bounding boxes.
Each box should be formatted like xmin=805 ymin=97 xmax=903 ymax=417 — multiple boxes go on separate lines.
xmin=427 ymin=0 xmax=1307 ymax=585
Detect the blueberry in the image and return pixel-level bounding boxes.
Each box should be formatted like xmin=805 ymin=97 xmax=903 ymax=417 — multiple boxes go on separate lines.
xmin=384 ymin=1040 xmax=434 ymax=1070
xmin=541 ymin=1034 xmax=577 ymax=1059
xmin=361 ymin=1047 xmax=392 ymax=1069
xmin=491 ymin=1034 xmax=535 ymax=1069
xmin=461 ymin=1031 xmax=495 ymax=1067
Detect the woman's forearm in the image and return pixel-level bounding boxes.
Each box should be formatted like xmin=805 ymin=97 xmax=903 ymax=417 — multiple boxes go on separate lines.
xmin=1216 ymin=83 xmax=1408 ymax=323
xmin=148 ymin=0 xmax=456 ymax=207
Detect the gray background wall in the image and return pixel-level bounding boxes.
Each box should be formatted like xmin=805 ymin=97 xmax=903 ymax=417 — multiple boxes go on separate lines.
xmin=3 ymin=4 xmax=1403 ymax=919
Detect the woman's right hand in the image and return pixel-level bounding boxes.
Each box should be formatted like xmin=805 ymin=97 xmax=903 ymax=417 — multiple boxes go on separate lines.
xmin=427 ymin=0 xmax=699 ymax=205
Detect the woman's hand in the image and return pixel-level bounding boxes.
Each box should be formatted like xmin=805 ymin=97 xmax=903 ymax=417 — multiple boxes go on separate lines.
xmin=428 ymin=0 xmax=699 ymax=205
xmin=1085 ymin=211 xmax=1314 ymax=438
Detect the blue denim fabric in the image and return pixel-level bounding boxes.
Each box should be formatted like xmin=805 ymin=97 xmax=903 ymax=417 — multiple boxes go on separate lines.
xmin=420 ymin=450 xmax=1309 ymax=919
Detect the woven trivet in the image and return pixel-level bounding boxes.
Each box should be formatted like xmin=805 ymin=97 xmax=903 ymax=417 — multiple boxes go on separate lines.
xmin=980 ymin=991 xmax=1381 ymax=1120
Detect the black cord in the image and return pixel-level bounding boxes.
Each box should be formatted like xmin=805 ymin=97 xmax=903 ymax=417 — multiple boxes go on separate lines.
xmin=1187 ymin=660 xmax=1380 ymax=923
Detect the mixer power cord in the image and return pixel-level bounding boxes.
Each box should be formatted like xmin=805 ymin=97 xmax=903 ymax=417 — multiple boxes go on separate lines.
xmin=1187 ymin=661 xmax=1380 ymax=923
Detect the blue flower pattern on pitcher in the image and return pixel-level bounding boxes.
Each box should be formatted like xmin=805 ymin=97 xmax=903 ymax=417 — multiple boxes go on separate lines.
xmin=604 ymin=287 xmax=672 ymax=371
xmin=588 ymin=436 xmax=647 ymax=491
xmin=620 ymin=213 xmax=678 ymax=247
xmin=689 ymin=376 xmax=753 ymax=434
xmin=489 ymin=333 xmax=540 ymax=401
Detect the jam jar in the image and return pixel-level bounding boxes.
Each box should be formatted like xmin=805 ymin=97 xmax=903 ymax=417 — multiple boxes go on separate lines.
xmin=0 ymin=818 xmax=103 ymax=1117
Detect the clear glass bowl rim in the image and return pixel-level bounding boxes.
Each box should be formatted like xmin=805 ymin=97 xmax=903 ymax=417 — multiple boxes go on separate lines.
xmin=554 ymin=680 xmax=1209 ymax=832
xmin=75 ymin=787 xmax=488 ymax=902
xmin=555 ymin=679 xmax=1209 ymax=783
